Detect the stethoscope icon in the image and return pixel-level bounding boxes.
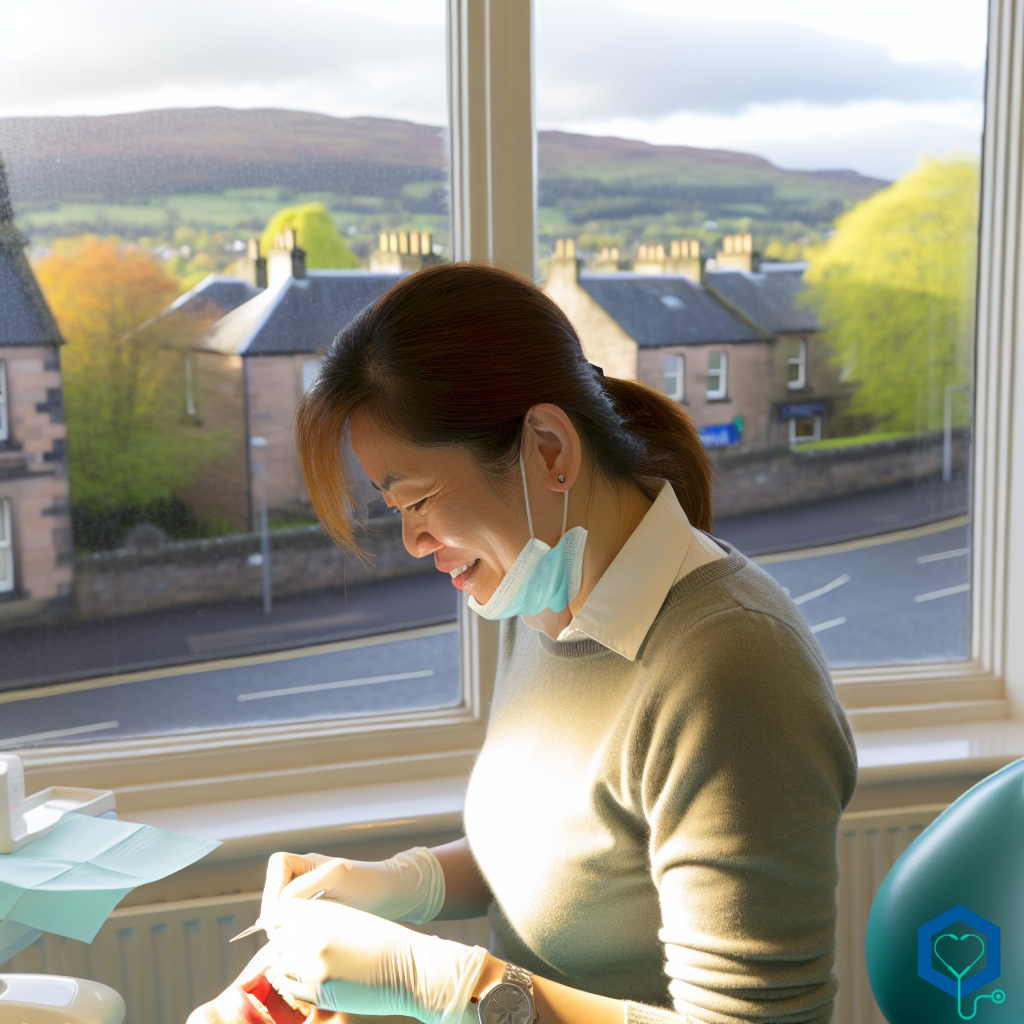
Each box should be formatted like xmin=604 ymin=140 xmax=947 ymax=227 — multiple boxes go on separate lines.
xmin=933 ymin=932 xmax=1007 ymax=1019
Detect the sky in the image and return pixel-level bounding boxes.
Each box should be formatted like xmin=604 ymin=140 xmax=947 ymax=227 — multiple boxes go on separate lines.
xmin=0 ymin=0 xmax=988 ymax=180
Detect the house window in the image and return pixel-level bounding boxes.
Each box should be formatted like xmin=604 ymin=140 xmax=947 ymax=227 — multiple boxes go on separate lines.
xmin=663 ymin=354 xmax=684 ymax=401
xmin=184 ymin=354 xmax=196 ymax=417
xmin=0 ymin=361 xmax=8 ymax=442
xmin=706 ymin=351 xmax=728 ymax=399
xmin=303 ymin=358 xmax=321 ymax=393
xmin=788 ymin=339 xmax=807 ymax=390
xmin=0 ymin=498 xmax=12 ymax=594
xmin=790 ymin=416 xmax=821 ymax=444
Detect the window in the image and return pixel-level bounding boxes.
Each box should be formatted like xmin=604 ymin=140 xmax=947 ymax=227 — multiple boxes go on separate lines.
xmin=789 ymin=416 xmax=821 ymax=444
xmin=302 ymin=358 xmax=321 ymax=394
xmin=0 ymin=498 xmax=12 ymax=593
xmin=787 ymin=339 xmax=807 ymax=390
xmin=0 ymin=361 xmax=8 ymax=441
xmin=706 ymin=351 xmax=728 ymax=399
xmin=663 ymin=354 xmax=684 ymax=401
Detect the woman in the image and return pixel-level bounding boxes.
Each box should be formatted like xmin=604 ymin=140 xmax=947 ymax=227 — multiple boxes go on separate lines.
xmin=194 ymin=262 xmax=857 ymax=1024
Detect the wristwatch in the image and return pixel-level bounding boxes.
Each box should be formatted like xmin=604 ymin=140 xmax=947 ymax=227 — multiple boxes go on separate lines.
xmin=476 ymin=962 xmax=539 ymax=1024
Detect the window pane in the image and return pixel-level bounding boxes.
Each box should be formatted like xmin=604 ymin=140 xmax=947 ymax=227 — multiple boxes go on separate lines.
xmin=537 ymin=0 xmax=985 ymax=668
xmin=0 ymin=1 xmax=459 ymax=742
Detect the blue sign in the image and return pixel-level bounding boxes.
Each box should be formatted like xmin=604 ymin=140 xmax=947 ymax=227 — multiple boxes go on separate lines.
xmin=779 ymin=401 xmax=827 ymax=420
xmin=699 ymin=422 xmax=741 ymax=448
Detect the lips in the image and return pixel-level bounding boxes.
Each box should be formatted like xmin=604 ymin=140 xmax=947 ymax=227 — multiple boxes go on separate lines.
xmin=446 ymin=558 xmax=479 ymax=590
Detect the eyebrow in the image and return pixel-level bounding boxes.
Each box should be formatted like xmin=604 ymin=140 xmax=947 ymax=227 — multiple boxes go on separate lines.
xmin=372 ymin=473 xmax=404 ymax=492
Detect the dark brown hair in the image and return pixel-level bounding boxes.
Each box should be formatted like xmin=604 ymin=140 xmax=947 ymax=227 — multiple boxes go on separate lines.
xmin=296 ymin=262 xmax=713 ymax=547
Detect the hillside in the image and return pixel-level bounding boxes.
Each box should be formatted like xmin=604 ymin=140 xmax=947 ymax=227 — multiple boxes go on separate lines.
xmin=0 ymin=107 xmax=888 ymax=257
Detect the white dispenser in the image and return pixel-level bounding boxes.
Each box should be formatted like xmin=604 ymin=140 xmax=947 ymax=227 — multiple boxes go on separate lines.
xmin=0 ymin=975 xmax=125 ymax=1024
xmin=0 ymin=754 xmax=115 ymax=854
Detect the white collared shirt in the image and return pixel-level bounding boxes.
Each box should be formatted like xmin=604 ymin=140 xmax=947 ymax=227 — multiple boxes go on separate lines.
xmin=520 ymin=480 xmax=726 ymax=661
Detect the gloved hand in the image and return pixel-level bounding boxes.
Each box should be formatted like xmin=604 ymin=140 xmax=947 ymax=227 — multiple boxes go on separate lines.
xmin=264 ymin=897 xmax=488 ymax=1024
xmin=261 ymin=846 xmax=445 ymax=925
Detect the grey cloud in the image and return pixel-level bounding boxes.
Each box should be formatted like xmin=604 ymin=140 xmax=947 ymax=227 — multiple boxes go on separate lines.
xmin=536 ymin=5 xmax=984 ymax=119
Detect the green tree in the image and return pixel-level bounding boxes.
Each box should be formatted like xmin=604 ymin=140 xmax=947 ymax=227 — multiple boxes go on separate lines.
xmin=34 ymin=237 xmax=225 ymax=511
xmin=260 ymin=202 xmax=361 ymax=268
xmin=804 ymin=156 xmax=979 ymax=433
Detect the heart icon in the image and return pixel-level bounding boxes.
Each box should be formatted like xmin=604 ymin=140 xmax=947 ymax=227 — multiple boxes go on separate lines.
xmin=934 ymin=932 xmax=986 ymax=980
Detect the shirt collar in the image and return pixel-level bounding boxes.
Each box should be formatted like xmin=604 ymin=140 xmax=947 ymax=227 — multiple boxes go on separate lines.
xmin=521 ymin=481 xmax=695 ymax=662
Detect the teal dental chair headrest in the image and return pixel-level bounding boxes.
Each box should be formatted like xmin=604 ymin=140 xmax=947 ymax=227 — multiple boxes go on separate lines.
xmin=866 ymin=755 xmax=1024 ymax=1022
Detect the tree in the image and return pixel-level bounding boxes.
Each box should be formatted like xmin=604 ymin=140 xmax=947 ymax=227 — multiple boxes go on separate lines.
xmin=34 ymin=237 xmax=223 ymax=512
xmin=260 ymin=203 xmax=361 ymax=269
xmin=804 ymin=156 xmax=979 ymax=433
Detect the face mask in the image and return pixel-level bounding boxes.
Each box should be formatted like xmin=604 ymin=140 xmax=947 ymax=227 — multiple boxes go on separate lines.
xmin=467 ymin=453 xmax=588 ymax=620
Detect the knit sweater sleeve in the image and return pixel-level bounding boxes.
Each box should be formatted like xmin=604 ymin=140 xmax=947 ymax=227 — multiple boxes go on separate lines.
xmin=629 ymin=599 xmax=857 ymax=1024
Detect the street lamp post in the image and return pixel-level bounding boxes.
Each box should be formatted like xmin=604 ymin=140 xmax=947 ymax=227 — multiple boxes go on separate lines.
xmin=943 ymin=383 xmax=971 ymax=484
xmin=250 ymin=436 xmax=272 ymax=615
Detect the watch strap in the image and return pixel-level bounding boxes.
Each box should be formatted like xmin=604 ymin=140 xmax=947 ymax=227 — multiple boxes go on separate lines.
xmin=502 ymin=962 xmax=534 ymax=993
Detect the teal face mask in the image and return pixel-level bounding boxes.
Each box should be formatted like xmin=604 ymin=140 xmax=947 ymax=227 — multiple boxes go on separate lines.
xmin=467 ymin=453 xmax=587 ymax=620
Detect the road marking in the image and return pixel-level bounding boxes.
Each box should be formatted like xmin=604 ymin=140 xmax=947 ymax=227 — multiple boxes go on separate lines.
xmin=754 ymin=515 xmax=969 ymax=565
xmin=0 ymin=720 xmax=120 ymax=747
xmin=916 ymin=547 xmax=970 ymax=564
xmin=914 ymin=583 xmax=970 ymax=603
xmin=794 ymin=574 xmax=851 ymax=606
xmin=810 ymin=617 xmax=847 ymax=634
xmin=236 ymin=669 xmax=435 ymax=702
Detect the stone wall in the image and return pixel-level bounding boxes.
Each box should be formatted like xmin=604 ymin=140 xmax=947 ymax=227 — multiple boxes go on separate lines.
xmin=711 ymin=429 xmax=970 ymax=519
xmin=73 ymin=515 xmax=431 ymax=621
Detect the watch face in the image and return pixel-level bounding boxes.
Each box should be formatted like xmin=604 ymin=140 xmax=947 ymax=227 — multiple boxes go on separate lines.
xmin=478 ymin=982 xmax=534 ymax=1024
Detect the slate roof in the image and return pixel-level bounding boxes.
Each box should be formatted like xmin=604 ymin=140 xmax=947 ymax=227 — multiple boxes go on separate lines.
xmin=579 ymin=273 xmax=762 ymax=348
xmin=0 ymin=156 xmax=63 ymax=347
xmin=704 ymin=263 xmax=817 ymax=335
xmin=201 ymin=270 xmax=405 ymax=356
xmin=167 ymin=274 xmax=261 ymax=318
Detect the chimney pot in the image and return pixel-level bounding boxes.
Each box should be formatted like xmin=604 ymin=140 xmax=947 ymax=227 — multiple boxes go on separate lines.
xmin=743 ymin=233 xmax=753 ymax=253
xmin=556 ymin=239 xmax=565 ymax=258
xmin=410 ymin=232 xmax=420 ymax=255
xmin=670 ymin=240 xmax=680 ymax=259
xmin=656 ymin=244 xmax=665 ymax=260
xmin=379 ymin=232 xmax=388 ymax=252
xmin=566 ymin=238 xmax=576 ymax=259
xmin=247 ymin=238 xmax=260 ymax=259
xmin=422 ymin=232 xmax=432 ymax=254
xmin=611 ymin=247 xmax=619 ymax=260
xmin=389 ymin=232 xmax=398 ymax=253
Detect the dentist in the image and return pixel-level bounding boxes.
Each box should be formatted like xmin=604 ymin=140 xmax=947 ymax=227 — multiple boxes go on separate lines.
xmin=200 ymin=262 xmax=857 ymax=1024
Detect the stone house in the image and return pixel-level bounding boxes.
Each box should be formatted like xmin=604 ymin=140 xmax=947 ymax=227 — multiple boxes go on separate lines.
xmin=161 ymin=233 xmax=414 ymax=530
xmin=0 ymin=160 xmax=73 ymax=624
xmin=544 ymin=239 xmax=847 ymax=452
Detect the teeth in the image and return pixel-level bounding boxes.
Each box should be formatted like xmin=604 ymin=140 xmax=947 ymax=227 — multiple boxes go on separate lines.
xmin=449 ymin=559 xmax=477 ymax=578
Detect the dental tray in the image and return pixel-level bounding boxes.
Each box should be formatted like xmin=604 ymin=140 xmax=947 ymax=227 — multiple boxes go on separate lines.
xmin=8 ymin=787 xmax=116 ymax=853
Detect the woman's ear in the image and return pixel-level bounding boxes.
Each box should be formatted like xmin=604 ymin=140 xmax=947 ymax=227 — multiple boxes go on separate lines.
xmin=523 ymin=404 xmax=582 ymax=491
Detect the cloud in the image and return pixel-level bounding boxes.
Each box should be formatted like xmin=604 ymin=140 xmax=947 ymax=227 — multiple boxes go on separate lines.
xmin=536 ymin=3 xmax=984 ymax=121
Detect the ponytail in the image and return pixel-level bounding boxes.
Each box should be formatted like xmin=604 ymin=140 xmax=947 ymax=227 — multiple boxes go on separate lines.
xmin=298 ymin=262 xmax=715 ymax=548
xmin=601 ymin=377 xmax=713 ymax=531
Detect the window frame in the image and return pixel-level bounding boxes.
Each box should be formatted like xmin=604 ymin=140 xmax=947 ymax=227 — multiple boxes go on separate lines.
xmin=0 ymin=360 xmax=9 ymax=442
xmin=706 ymin=350 xmax=728 ymax=399
xmin=0 ymin=497 xmax=13 ymax=594
xmin=12 ymin=0 xmax=1024 ymax=814
xmin=787 ymin=338 xmax=807 ymax=390
xmin=789 ymin=414 xmax=821 ymax=444
xmin=664 ymin=353 xmax=685 ymax=402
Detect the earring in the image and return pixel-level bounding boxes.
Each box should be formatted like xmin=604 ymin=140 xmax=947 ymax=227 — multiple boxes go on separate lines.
xmin=558 ymin=474 xmax=565 ymax=483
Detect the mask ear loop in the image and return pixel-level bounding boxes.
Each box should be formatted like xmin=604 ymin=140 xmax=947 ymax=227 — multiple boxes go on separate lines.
xmin=561 ymin=489 xmax=568 ymax=538
xmin=519 ymin=450 xmax=535 ymax=539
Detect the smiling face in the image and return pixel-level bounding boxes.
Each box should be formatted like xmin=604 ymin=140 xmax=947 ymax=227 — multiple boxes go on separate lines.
xmin=349 ymin=409 xmax=536 ymax=602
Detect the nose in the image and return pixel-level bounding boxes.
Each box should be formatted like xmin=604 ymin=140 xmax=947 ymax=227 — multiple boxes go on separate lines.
xmin=402 ymin=514 xmax=442 ymax=559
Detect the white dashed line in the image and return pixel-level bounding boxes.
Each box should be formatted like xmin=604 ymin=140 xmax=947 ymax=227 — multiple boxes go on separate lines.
xmin=916 ymin=548 xmax=970 ymax=564
xmin=236 ymin=669 xmax=434 ymax=702
xmin=0 ymin=720 xmax=120 ymax=746
xmin=811 ymin=617 xmax=847 ymax=634
xmin=794 ymin=574 xmax=851 ymax=606
xmin=914 ymin=583 xmax=970 ymax=603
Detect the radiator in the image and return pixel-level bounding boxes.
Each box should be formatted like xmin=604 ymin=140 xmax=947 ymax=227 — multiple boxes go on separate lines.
xmin=2 ymin=805 xmax=945 ymax=1024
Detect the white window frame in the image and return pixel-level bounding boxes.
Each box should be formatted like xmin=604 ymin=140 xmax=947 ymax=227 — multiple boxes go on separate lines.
xmin=0 ymin=497 xmax=13 ymax=594
xmin=789 ymin=415 xmax=821 ymax=445
xmin=664 ymin=353 xmax=684 ymax=401
xmin=706 ymin=350 xmax=728 ymax=399
xmin=0 ymin=360 xmax=9 ymax=442
xmin=10 ymin=0 xmax=1024 ymax=849
xmin=787 ymin=338 xmax=807 ymax=390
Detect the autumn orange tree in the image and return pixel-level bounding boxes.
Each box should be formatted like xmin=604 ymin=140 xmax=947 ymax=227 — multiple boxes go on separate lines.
xmin=34 ymin=237 xmax=220 ymax=513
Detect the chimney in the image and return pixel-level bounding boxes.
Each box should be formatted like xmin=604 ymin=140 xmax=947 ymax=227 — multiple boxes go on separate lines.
xmin=666 ymin=238 xmax=701 ymax=283
xmin=266 ymin=227 xmax=306 ymax=287
xmin=716 ymin=233 xmax=754 ymax=272
xmin=547 ymin=237 xmax=580 ymax=287
xmin=634 ymin=241 xmax=669 ymax=274
xmin=240 ymin=237 xmax=267 ymax=289
xmin=593 ymin=245 xmax=622 ymax=273
xmin=369 ymin=229 xmax=439 ymax=272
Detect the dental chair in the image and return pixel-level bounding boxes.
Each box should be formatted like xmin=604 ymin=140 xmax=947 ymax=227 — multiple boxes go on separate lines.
xmin=865 ymin=755 xmax=1023 ymax=1022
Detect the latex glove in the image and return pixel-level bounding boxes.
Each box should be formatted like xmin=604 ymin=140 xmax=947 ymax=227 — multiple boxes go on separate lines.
xmin=261 ymin=846 xmax=445 ymax=925
xmin=265 ymin=897 xmax=487 ymax=1024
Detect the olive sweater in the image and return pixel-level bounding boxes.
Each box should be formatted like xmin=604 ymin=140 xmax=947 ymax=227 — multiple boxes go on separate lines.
xmin=463 ymin=547 xmax=857 ymax=1024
